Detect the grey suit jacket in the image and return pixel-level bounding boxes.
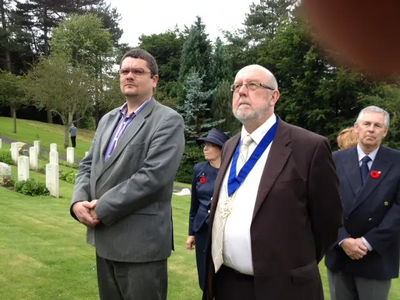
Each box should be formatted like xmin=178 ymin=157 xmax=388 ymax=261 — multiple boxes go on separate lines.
xmin=70 ymin=98 xmax=185 ymax=263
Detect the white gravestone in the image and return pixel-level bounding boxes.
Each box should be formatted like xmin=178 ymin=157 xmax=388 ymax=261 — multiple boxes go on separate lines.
xmin=173 ymin=188 xmax=192 ymax=196
xmin=49 ymin=151 xmax=59 ymax=165
xmin=0 ymin=162 xmax=12 ymax=185
xmin=50 ymin=143 xmax=57 ymax=152
xmin=34 ymin=140 xmax=40 ymax=155
xmin=10 ymin=142 xmax=19 ymax=163
xmin=0 ymin=138 xmax=2 ymax=149
xmin=46 ymin=163 xmax=59 ymax=198
xmin=29 ymin=147 xmax=38 ymax=171
xmin=18 ymin=156 xmax=29 ymax=182
xmin=67 ymin=147 xmax=74 ymax=165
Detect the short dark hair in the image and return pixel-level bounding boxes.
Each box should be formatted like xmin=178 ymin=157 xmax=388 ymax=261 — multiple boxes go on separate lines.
xmin=120 ymin=48 xmax=158 ymax=77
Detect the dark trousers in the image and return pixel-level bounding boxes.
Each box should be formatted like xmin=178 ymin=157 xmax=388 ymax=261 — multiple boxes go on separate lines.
xmin=327 ymin=269 xmax=391 ymax=300
xmin=195 ymin=225 xmax=208 ymax=291
xmin=71 ymin=136 xmax=76 ymax=147
xmin=96 ymin=253 xmax=168 ymax=300
xmin=215 ymin=265 xmax=256 ymax=300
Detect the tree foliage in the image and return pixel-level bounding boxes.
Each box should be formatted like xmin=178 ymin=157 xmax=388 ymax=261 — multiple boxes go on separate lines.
xmin=25 ymin=55 xmax=93 ymax=148
xmin=179 ymin=70 xmax=223 ymax=143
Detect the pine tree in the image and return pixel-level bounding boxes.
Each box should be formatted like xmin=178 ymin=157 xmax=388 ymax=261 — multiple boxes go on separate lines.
xmin=179 ymin=16 xmax=212 ymax=89
xmin=210 ymin=37 xmax=233 ymax=89
xmin=179 ymin=70 xmax=224 ymax=143
xmin=211 ymin=80 xmax=241 ymax=135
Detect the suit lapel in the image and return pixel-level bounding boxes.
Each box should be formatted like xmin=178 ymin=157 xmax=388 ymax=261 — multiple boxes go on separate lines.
xmin=252 ymin=119 xmax=291 ymax=220
xmin=209 ymin=135 xmax=240 ymax=228
xmin=98 ymin=110 xmax=121 ymax=172
xmin=342 ymin=147 xmax=362 ymax=198
xmin=99 ymin=99 xmax=157 ymax=177
xmin=351 ymin=146 xmax=393 ymax=212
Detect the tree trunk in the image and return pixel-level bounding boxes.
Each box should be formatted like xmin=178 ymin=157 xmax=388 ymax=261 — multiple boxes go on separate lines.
xmin=64 ymin=124 xmax=69 ymax=149
xmin=12 ymin=107 xmax=17 ymax=133
xmin=47 ymin=109 xmax=53 ymax=123
xmin=64 ymin=112 xmax=73 ymax=148
xmin=0 ymin=0 xmax=11 ymax=72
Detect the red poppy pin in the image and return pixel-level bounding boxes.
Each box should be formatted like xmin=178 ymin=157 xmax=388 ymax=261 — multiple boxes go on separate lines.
xmin=370 ymin=171 xmax=381 ymax=179
xmin=199 ymin=176 xmax=206 ymax=184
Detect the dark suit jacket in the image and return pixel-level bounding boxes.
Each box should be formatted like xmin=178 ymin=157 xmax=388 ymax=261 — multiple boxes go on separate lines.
xmin=325 ymin=146 xmax=400 ymax=280
xmin=70 ymin=99 xmax=185 ymax=263
xmin=204 ymin=118 xmax=343 ymax=300
xmin=189 ymin=162 xmax=218 ymax=236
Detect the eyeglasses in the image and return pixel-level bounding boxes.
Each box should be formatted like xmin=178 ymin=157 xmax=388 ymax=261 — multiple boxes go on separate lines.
xmin=119 ymin=68 xmax=152 ymax=77
xmin=230 ymin=81 xmax=275 ymax=92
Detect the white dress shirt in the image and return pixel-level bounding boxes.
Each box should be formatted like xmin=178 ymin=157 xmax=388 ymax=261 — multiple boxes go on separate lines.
xmin=220 ymin=114 xmax=277 ymax=275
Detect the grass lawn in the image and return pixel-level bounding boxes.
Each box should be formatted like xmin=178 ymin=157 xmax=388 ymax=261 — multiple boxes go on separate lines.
xmin=1 ymin=175 xmax=400 ymax=300
xmin=0 ymin=117 xmax=94 ymax=159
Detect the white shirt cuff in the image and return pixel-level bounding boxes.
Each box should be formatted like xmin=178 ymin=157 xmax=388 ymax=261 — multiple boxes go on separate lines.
xmin=362 ymin=237 xmax=373 ymax=251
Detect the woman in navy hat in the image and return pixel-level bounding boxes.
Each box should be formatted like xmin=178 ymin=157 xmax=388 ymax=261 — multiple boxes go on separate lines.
xmin=186 ymin=129 xmax=230 ymax=291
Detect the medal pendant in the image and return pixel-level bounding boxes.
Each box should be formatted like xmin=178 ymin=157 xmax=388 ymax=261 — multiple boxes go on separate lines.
xmin=220 ymin=197 xmax=232 ymax=219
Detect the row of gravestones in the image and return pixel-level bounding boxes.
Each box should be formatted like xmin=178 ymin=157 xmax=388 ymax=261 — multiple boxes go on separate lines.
xmin=0 ymin=138 xmax=88 ymax=199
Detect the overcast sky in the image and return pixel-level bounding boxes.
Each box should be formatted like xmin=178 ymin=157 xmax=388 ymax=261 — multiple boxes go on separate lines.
xmin=107 ymin=0 xmax=258 ymax=47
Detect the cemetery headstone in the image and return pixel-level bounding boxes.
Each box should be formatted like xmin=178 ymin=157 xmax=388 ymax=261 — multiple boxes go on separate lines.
xmin=29 ymin=147 xmax=38 ymax=171
xmin=49 ymin=151 xmax=59 ymax=165
xmin=67 ymin=147 xmax=74 ymax=165
xmin=18 ymin=156 xmax=29 ymax=182
xmin=34 ymin=140 xmax=40 ymax=155
xmin=46 ymin=163 xmax=59 ymax=198
xmin=10 ymin=142 xmax=18 ymax=163
xmin=0 ymin=162 xmax=11 ymax=185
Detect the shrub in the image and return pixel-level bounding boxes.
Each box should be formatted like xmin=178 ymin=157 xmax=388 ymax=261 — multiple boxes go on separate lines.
xmin=14 ymin=178 xmax=50 ymax=196
xmin=59 ymin=170 xmax=77 ymax=184
xmin=0 ymin=148 xmax=13 ymax=165
xmin=37 ymin=166 xmax=45 ymax=174
xmin=1 ymin=176 xmax=15 ymax=187
xmin=59 ymin=160 xmax=80 ymax=169
xmin=175 ymin=146 xmax=204 ymax=184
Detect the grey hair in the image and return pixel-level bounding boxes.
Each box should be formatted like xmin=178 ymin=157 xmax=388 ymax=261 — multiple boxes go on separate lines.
xmin=269 ymin=72 xmax=278 ymax=90
xmin=355 ymin=106 xmax=390 ymax=129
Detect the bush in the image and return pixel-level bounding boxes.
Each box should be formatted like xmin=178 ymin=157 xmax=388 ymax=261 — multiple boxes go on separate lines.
xmin=14 ymin=178 xmax=50 ymax=196
xmin=0 ymin=148 xmax=13 ymax=165
xmin=1 ymin=176 xmax=15 ymax=187
xmin=59 ymin=170 xmax=77 ymax=184
xmin=175 ymin=146 xmax=204 ymax=184
xmin=59 ymin=160 xmax=79 ymax=169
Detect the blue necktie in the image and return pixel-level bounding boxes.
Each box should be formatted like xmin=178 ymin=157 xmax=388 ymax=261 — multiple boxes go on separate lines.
xmin=360 ymin=156 xmax=371 ymax=185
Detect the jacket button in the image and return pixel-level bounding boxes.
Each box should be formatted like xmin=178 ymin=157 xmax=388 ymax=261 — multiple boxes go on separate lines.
xmin=368 ymin=218 xmax=373 ymax=221
xmin=208 ymin=210 xmax=210 ymax=214
xmin=345 ymin=217 xmax=348 ymax=220
xmin=384 ymin=201 xmax=390 ymax=206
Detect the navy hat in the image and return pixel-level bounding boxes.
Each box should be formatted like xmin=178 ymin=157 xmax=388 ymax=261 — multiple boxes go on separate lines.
xmin=196 ymin=129 xmax=230 ymax=148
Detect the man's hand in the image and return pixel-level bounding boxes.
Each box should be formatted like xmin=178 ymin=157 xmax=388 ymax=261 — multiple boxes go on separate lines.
xmin=186 ymin=236 xmax=195 ymax=250
xmin=89 ymin=200 xmax=98 ymax=220
xmin=72 ymin=201 xmax=99 ymax=228
xmin=341 ymin=238 xmax=368 ymax=260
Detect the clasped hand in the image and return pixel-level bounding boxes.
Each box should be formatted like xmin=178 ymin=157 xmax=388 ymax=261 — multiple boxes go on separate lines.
xmin=72 ymin=200 xmax=99 ymax=228
xmin=341 ymin=238 xmax=368 ymax=260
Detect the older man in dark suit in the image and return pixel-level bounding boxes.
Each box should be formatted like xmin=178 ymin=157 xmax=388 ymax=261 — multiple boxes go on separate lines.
xmin=203 ymin=64 xmax=343 ymax=300
xmin=325 ymin=106 xmax=400 ymax=300
xmin=70 ymin=49 xmax=185 ymax=300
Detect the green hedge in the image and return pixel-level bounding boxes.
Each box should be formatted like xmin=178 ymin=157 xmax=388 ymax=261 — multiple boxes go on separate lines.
xmin=175 ymin=145 xmax=204 ymax=184
xmin=15 ymin=178 xmax=50 ymax=197
xmin=0 ymin=148 xmax=13 ymax=165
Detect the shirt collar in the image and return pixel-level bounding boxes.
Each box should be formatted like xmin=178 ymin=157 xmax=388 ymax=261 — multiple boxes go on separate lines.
xmin=240 ymin=113 xmax=277 ymax=145
xmin=357 ymin=144 xmax=379 ymax=162
xmin=119 ymin=97 xmax=152 ymax=119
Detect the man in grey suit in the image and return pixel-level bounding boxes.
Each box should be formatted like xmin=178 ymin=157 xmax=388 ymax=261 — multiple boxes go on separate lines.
xmin=70 ymin=49 xmax=185 ymax=300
